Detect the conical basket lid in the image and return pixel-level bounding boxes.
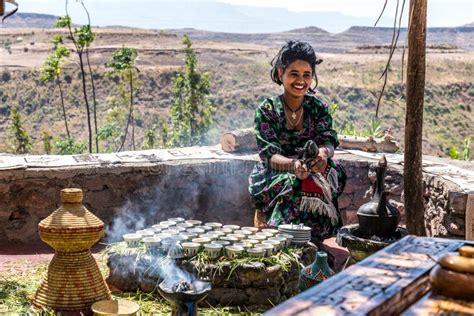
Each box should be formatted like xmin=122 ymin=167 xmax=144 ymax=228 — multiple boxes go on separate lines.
xmin=39 ymin=188 xmax=104 ymax=230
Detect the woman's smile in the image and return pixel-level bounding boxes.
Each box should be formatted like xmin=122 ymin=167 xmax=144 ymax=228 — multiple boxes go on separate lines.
xmin=279 ymin=59 xmax=313 ymax=100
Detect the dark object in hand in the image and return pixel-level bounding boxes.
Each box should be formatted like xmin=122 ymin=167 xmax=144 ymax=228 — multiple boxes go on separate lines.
xmin=296 ymin=140 xmax=319 ymax=170
xmin=172 ymin=280 xmax=193 ymax=293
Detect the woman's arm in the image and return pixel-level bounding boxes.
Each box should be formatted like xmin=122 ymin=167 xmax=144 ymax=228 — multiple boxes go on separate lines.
xmin=270 ymin=154 xmax=309 ymax=179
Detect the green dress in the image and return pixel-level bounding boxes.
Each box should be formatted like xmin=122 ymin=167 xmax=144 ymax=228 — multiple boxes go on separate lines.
xmin=248 ymin=94 xmax=346 ymax=240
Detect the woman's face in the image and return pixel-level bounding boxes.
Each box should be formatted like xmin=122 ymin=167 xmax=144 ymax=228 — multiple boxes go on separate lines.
xmin=279 ymin=59 xmax=313 ymax=98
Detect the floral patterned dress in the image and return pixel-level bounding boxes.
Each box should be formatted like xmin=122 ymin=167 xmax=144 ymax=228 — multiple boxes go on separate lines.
xmin=248 ymin=94 xmax=346 ymax=240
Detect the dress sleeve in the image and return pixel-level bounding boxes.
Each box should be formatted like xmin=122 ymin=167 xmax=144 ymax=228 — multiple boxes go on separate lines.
xmin=314 ymin=98 xmax=340 ymax=148
xmin=254 ymin=100 xmax=282 ymax=164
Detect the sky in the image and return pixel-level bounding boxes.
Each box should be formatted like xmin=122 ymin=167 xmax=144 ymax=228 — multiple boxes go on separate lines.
xmin=8 ymin=0 xmax=474 ymax=33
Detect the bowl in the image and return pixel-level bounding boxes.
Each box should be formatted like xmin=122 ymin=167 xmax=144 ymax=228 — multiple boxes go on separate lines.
xmin=200 ymin=233 xmax=219 ymax=241
xmin=235 ymin=230 xmax=252 ymax=236
xmin=173 ymin=226 xmax=187 ymax=232
xmin=192 ymin=237 xmax=212 ymax=246
xmin=223 ymin=224 xmax=240 ymax=231
xmin=152 ymin=224 xmax=168 ymax=231
xmin=211 ymin=240 xmax=231 ymax=247
xmin=168 ymin=217 xmax=185 ymax=223
xmin=170 ymin=235 xmax=189 ymax=242
xmin=159 ymin=220 xmax=177 ymax=228
xmin=143 ymin=236 xmax=162 ymax=253
xmin=161 ymin=229 xmax=179 ymax=235
xmin=255 ymin=244 xmax=274 ymax=256
xmin=154 ymin=233 xmax=172 ymax=241
xmin=185 ymin=220 xmax=202 ymax=226
xmin=135 ymin=229 xmax=154 ymax=238
xmin=205 ymin=222 xmax=223 ymax=229
xmin=216 ymin=228 xmax=233 ymax=235
xmin=91 ymin=299 xmax=139 ymax=316
xmin=247 ymin=247 xmax=266 ymax=257
xmin=225 ymin=245 xmax=244 ymax=259
xmin=248 ymin=235 xmax=266 ymax=242
xmin=227 ymin=233 xmax=245 ymax=241
xmin=181 ymin=242 xmax=201 ymax=257
xmin=177 ymin=223 xmax=194 ymax=229
xmin=200 ymin=225 xmax=213 ymax=232
xmin=269 ymin=236 xmax=287 ymax=248
xmin=262 ymin=228 xmax=279 ymax=236
xmin=243 ymin=239 xmax=260 ymax=247
xmin=187 ymin=227 xmax=205 ymax=234
xmin=234 ymin=242 xmax=251 ymax=250
xmin=123 ymin=233 xmax=141 ymax=247
xmin=161 ymin=239 xmax=178 ymax=253
xmin=211 ymin=230 xmax=226 ymax=237
xmin=276 ymin=233 xmax=293 ymax=247
xmin=203 ymin=243 xmax=223 ymax=258
xmin=220 ymin=236 xmax=238 ymax=244
xmin=256 ymin=232 xmax=272 ymax=239
xmin=262 ymin=240 xmax=281 ymax=252
xmin=241 ymin=227 xmax=259 ymax=233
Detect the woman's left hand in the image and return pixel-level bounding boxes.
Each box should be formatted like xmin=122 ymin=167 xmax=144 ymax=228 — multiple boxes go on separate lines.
xmin=310 ymin=148 xmax=328 ymax=173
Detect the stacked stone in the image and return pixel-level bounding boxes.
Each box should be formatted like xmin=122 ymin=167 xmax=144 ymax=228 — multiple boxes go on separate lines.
xmin=106 ymin=247 xmax=315 ymax=309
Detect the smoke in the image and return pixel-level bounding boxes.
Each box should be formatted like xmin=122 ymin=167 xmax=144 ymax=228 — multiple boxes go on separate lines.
xmin=105 ymin=200 xmax=147 ymax=242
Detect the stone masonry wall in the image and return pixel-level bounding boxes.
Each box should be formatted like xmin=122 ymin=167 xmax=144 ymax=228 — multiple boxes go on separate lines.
xmin=0 ymin=152 xmax=470 ymax=244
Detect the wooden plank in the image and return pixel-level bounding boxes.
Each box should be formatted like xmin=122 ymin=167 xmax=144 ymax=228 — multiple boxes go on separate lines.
xmin=402 ymin=292 xmax=474 ymax=315
xmin=264 ymin=236 xmax=467 ymax=316
xmin=466 ymin=193 xmax=474 ymax=241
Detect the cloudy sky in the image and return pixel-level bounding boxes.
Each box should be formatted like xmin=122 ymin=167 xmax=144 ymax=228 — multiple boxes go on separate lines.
xmin=10 ymin=0 xmax=474 ymax=32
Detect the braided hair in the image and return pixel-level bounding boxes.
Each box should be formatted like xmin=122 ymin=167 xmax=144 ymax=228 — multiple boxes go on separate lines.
xmin=270 ymin=41 xmax=323 ymax=94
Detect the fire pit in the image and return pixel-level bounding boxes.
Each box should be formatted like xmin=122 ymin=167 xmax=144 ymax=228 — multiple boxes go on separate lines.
xmin=157 ymin=279 xmax=211 ymax=316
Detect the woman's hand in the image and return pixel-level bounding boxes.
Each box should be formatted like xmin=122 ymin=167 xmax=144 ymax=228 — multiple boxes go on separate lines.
xmin=310 ymin=147 xmax=329 ymax=173
xmin=294 ymin=159 xmax=310 ymax=180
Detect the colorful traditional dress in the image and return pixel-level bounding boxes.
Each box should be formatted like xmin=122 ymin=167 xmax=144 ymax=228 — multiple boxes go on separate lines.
xmin=248 ymin=94 xmax=346 ymax=241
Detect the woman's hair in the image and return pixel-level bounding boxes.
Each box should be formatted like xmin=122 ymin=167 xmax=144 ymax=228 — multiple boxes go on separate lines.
xmin=270 ymin=41 xmax=323 ymax=93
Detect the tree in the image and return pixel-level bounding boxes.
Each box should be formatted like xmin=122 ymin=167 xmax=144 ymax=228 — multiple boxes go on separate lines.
xmin=40 ymin=35 xmax=71 ymax=138
xmin=142 ymin=125 xmax=157 ymax=149
xmin=405 ymin=0 xmax=427 ymax=236
xmin=106 ymin=47 xmax=140 ymax=151
xmin=10 ymin=107 xmax=31 ymax=154
xmin=167 ymin=35 xmax=214 ymax=147
xmin=55 ymin=6 xmax=96 ymax=153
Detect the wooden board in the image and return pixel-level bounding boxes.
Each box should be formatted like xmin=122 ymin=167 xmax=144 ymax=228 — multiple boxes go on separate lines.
xmin=466 ymin=193 xmax=474 ymax=241
xmin=402 ymin=293 xmax=474 ymax=315
xmin=264 ymin=236 xmax=468 ymax=316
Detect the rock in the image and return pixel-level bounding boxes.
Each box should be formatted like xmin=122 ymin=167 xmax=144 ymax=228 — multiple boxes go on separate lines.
xmin=448 ymin=192 xmax=467 ymax=215
xmin=338 ymin=194 xmax=352 ymax=209
xmin=246 ymin=286 xmax=281 ymax=305
xmin=218 ymin=288 xmax=248 ymax=305
xmin=253 ymin=265 xmax=283 ymax=288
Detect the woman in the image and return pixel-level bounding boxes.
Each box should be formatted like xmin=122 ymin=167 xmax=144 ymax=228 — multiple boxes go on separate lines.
xmin=248 ymin=41 xmax=346 ymax=241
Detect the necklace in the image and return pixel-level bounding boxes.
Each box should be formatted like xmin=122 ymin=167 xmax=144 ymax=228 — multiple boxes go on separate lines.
xmin=281 ymin=96 xmax=304 ymax=120
xmin=284 ymin=106 xmax=304 ymax=128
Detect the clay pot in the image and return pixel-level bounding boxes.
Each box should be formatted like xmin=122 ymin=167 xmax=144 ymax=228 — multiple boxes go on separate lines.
xmin=298 ymin=251 xmax=335 ymax=291
xmin=429 ymin=265 xmax=474 ymax=301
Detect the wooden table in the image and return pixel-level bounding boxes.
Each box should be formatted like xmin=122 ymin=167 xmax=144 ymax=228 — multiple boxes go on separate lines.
xmin=264 ymin=235 xmax=474 ymax=316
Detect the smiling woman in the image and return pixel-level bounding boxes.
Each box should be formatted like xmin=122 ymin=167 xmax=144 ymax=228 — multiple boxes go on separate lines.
xmin=248 ymin=41 xmax=346 ymax=242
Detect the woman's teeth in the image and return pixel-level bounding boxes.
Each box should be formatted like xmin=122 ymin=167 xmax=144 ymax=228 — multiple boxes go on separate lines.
xmin=293 ymin=84 xmax=305 ymax=90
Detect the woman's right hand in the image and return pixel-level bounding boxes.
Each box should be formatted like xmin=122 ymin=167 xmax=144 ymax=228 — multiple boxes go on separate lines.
xmin=294 ymin=159 xmax=309 ymax=180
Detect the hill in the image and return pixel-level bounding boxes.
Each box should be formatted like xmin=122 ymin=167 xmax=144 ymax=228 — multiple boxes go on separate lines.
xmin=0 ymin=26 xmax=472 ymax=158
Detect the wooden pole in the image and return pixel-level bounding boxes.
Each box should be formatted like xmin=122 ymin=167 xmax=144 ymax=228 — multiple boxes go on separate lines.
xmin=405 ymin=0 xmax=427 ymax=236
xmin=0 ymin=0 xmax=5 ymax=16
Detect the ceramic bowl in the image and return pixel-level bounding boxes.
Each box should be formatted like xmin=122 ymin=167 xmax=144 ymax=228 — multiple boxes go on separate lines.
xmin=150 ymin=225 xmax=165 ymax=233
xmin=276 ymin=233 xmax=294 ymax=247
xmin=192 ymin=237 xmax=212 ymax=246
xmin=255 ymin=244 xmax=274 ymax=257
xmin=159 ymin=220 xmax=177 ymax=228
xmin=247 ymin=247 xmax=266 ymax=257
xmin=234 ymin=242 xmax=251 ymax=250
xmin=216 ymin=228 xmax=233 ymax=235
xmin=225 ymin=245 xmax=244 ymax=259
xmin=185 ymin=220 xmax=202 ymax=226
xmin=211 ymin=240 xmax=231 ymax=247
xmin=168 ymin=217 xmax=185 ymax=223
xmin=123 ymin=233 xmax=141 ymax=247
xmin=181 ymin=242 xmax=201 ymax=257
xmin=269 ymin=236 xmax=287 ymax=248
xmin=256 ymin=232 xmax=272 ymax=239
xmin=200 ymin=225 xmax=213 ymax=232
xmin=203 ymin=243 xmax=223 ymax=258
xmin=143 ymin=236 xmax=162 ymax=253
xmin=154 ymin=233 xmax=172 ymax=241
xmin=205 ymin=222 xmax=223 ymax=229
xmin=241 ymin=227 xmax=259 ymax=233
xmin=201 ymin=233 xmax=219 ymax=241
xmin=170 ymin=235 xmax=189 ymax=242
xmin=262 ymin=240 xmax=281 ymax=252
xmin=187 ymin=227 xmax=205 ymax=234
xmin=228 ymin=233 xmax=245 ymax=241
xmin=243 ymin=239 xmax=260 ymax=247
xmin=161 ymin=229 xmax=179 ymax=236
xmin=177 ymin=223 xmax=194 ymax=229
xmin=212 ymin=230 xmax=226 ymax=237
xmin=220 ymin=236 xmax=238 ymax=244
xmin=262 ymin=228 xmax=279 ymax=236
xmin=182 ymin=232 xmax=198 ymax=240
xmin=161 ymin=239 xmax=178 ymax=253
xmin=173 ymin=226 xmax=187 ymax=232
xmin=248 ymin=235 xmax=267 ymax=242
xmin=135 ymin=229 xmax=154 ymax=238
xmin=235 ymin=230 xmax=252 ymax=236
xmin=223 ymin=224 xmax=240 ymax=232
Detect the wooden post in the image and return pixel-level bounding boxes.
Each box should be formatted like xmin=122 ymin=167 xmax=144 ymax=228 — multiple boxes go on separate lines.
xmin=405 ymin=0 xmax=427 ymax=236
xmin=0 ymin=0 xmax=5 ymax=16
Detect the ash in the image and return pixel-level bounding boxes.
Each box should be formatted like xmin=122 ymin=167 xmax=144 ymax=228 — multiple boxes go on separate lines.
xmin=172 ymin=280 xmax=194 ymax=293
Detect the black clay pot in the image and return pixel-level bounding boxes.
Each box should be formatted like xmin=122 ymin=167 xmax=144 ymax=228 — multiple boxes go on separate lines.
xmin=357 ymin=156 xmax=400 ymax=238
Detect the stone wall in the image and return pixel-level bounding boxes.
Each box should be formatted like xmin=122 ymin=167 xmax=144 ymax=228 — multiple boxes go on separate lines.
xmin=0 ymin=151 xmax=471 ymax=244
